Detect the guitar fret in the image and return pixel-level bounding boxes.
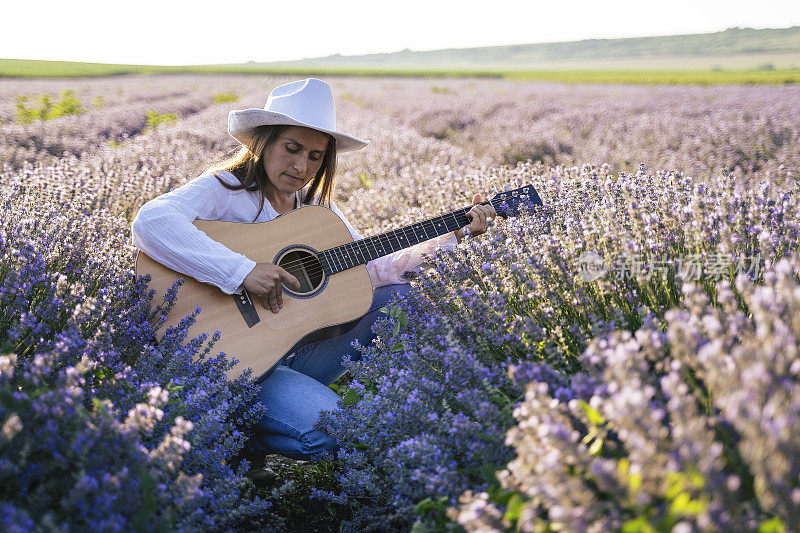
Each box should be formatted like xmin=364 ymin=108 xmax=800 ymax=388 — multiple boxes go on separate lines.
xmin=398 ymin=226 xmax=412 ymax=247
xmin=376 ymin=233 xmax=391 ymax=256
xmin=367 ymin=235 xmax=380 ymax=260
xmin=446 ymin=211 xmax=462 ymax=232
xmin=382 ymin=232 xmax=396 ymax=254
xmin=319 ymin=251 xmax=332 ymax=275
xmin=382 ymin=231 xmax=395 ymax=254
xmin=388 ymin=229 xmax=402 ymax=253
xmin=414 ymin=222 xmax=428 ymax=241
xmin=332 ymin=247 xmax=344 ymax=273
xmin=337 ymin=246 xmax=350 ymax=270
xmin=341 ymin=245 xmax=354 ymax=269
xmin=424 ymin=219 xmax=437 ymax=238
xmin=432 ymin=216 xmax=448 ymax=235
xmin=355 ymin=239 xmax=368 ymax=264
xmin=328 ymin=252 xmax=338 ymax=274
xmin=336 ymin=246 xmax=346 ymax=270
xmin=376 ymin=234 xmax=387 ymax=257
xmin=325 ymin=249 xmax=336 ymax=274
xmin=452 ymin=209 xmax=469 ymax=230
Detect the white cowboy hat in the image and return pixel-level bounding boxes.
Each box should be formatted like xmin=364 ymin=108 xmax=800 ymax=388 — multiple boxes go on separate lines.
xmin=228 ymin=78 xmax=369 ymax=153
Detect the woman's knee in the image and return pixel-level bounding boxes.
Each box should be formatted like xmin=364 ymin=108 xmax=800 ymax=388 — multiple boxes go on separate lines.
xmin=299 ymin=429 xmax=339 ymax=458
xmin=371 ymin=282 xmax=412 ymax=311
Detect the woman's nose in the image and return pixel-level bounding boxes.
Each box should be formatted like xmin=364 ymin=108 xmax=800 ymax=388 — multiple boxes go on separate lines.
xmin=292 ymin=153 xmax=307 ymax=174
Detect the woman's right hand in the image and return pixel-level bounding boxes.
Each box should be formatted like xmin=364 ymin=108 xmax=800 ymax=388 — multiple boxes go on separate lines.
xmin=242 ymin=263 xmax=301 ymax=314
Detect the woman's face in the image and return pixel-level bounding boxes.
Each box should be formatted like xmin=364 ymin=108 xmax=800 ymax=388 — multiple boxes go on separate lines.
xmin=262 ymin=126 xmax=330 ymax=197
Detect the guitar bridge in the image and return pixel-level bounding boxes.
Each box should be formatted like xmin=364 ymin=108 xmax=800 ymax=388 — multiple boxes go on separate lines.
xmin=233 ymin=290 xmax=260 ymax=328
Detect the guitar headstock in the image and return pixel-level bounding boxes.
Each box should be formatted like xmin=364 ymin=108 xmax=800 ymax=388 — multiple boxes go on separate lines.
xmin=491 ymin=185 xmax=544 ymax=218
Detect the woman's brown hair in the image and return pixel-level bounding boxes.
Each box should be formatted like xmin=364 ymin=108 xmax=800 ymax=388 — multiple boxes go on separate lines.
xmin=207 ymin=125 xmax=337 ymax=221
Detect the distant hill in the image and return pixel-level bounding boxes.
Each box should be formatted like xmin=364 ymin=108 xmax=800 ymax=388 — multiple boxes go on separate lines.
xmin=255 ymin=26 xmax=800 ymax=70
xmin=3 ymin=26 xmax=800 ymax=81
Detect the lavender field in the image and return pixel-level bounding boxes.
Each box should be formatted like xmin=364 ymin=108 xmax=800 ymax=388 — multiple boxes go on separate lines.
xmin=2 ymin=74 xmax=800 ymax=532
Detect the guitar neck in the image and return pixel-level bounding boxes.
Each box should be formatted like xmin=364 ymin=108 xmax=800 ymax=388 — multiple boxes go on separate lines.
xmin=319 ymin=201 xmax=493 ymax=275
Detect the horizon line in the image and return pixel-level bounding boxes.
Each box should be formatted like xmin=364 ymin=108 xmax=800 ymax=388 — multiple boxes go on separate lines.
xmin=3 ymin=25 xmax=798 ymax=68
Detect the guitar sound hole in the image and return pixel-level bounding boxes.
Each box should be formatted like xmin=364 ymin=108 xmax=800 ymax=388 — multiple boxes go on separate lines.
xmin=277 ymin=249 xmax=325 ymax=295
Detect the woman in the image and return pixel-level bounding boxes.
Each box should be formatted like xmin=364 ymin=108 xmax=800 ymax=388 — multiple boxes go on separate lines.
xmin=131 ymin=78 xmax=495 ymax=464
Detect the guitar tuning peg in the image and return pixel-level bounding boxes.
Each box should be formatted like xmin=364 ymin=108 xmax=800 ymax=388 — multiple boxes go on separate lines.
xmin=503 ymin=184 xmax=512 ymax=191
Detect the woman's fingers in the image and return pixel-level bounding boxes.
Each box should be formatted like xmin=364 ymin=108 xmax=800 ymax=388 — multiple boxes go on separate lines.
xmin=268 ymin=270 xmax=299 ymax=312
xmin=242 ymin=263 xmax=301 ymax=313
xmin=453 ymin=193 xmax=500 ymax=242
xmin=466 ymin=201 xmax=494 ymax=236
xmin=280 ymin=270 xmax=301 ymax=290
xmin=471 ymin=208 xmax=485 ymax=229
xmin=268 ymin=286 xmax=281 ymax=313
xmin=452 ymin=193 xmax=496 ymax=242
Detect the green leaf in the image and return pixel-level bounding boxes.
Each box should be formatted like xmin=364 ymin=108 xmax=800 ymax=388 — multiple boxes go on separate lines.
xmin=582 ymin=426 xmax=599 ymax=445
xmin=669 ymin=491 xmax=706 ymax=516
xmin=212 ymin=92 xmax=239 ymax=103
xmin=588 ymin=437 xmax=603 ymax=455
xmin=621 ymin=516 xmax=656 ymax=533
xmin=479 ymin=462 xmax=499 ymax=485
xmin=410 ymin=521 xmax=434 ymax=533
xmin=413 ymin=497 xmax=442 ymax=515
xmin=504 ymin=493 xmax=526 ymax=524
xmin=577 ymin=399 xmax=606 ymax=426
xmin=342 ymin=387 xmax=361 ymax=406
xmin=758 ymin=517 xmax=786 ymax=533
xmin=132 ymin=468 xmax=157 ymax=533
xmin=475 ymin=432 xmax=496 ymax=442
xmin=91 ymin=398 xmax=111 ymax=419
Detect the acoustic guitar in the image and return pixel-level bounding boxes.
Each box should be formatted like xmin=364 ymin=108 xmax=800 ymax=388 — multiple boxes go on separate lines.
xmin=135 ymin=185 xmax=543 ymax=381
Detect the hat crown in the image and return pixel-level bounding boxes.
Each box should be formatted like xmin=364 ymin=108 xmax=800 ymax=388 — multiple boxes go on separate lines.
xmin=263 ymin=78 xmax=337 ymax=131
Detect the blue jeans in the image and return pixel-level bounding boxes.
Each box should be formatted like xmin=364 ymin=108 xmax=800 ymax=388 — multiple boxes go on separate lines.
xmin=245 ymin=283 xmax=411 ymax=460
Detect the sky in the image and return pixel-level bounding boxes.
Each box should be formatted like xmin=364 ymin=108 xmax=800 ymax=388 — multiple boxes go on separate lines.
xmin=2 ymin=0 xmax=800 ymax=65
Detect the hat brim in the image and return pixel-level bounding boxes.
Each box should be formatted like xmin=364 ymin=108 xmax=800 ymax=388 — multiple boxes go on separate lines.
xmin=228 ymin=109 xmax=369 ymax=153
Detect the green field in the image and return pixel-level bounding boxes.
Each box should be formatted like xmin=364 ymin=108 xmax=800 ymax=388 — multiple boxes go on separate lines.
xmin=1 ymin=58 xmax=799 ymax=85
xmin=5 ymin=27 xmax=800 ymax=85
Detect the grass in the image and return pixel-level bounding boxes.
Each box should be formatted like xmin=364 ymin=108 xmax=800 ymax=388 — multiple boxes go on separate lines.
xmin=2 ymin=58 xmax=800 ymax=85
xmin=502 ymin=69 xmax=800 ymax=85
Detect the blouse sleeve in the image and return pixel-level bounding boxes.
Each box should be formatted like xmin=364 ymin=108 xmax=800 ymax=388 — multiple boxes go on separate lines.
xmin=131 ymin=174 xmax=257 ymax=295
xmin=329 ymin=203 xmax=458 ymax=288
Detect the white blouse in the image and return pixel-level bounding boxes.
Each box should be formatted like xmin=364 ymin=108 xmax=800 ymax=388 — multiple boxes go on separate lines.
xmin=131 ymin=171 xmax=458 ymax=294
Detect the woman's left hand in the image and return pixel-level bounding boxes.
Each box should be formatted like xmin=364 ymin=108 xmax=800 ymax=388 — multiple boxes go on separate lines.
xmin=454 ymin=194 xmax=496 ymax=243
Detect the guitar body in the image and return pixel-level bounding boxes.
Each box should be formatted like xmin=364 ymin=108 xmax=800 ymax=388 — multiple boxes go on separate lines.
xmin=135 ymin=206 xmax=374 ymax=382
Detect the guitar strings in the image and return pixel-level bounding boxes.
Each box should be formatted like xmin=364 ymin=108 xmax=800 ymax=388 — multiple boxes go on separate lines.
xmin=272 ymin=197 xmax=543 ymax=277
xmin=270 ymin=197 xmax=542 ymax=274
xmin=270 ymin=201 xmax=547 ymax=290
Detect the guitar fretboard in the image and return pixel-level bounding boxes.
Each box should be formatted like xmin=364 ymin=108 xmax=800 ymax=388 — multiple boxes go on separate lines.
xmin=319 ymin=202 xmax=493 ymax=275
